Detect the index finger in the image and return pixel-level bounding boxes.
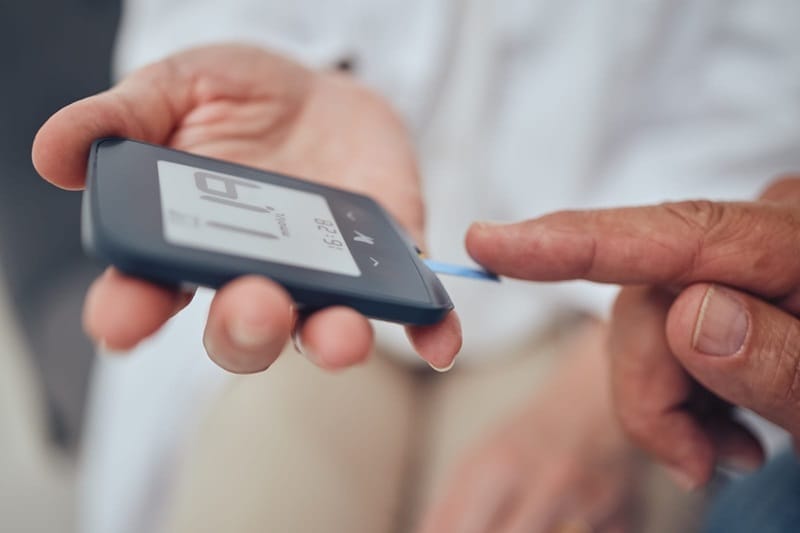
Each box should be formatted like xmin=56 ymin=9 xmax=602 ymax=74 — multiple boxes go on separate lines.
xmin=466 ymin=199 xmax=800 ymax=299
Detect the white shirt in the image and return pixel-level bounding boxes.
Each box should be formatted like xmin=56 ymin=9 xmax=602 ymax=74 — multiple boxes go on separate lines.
xmin=81 ymin=1 xmax=800 ymax=532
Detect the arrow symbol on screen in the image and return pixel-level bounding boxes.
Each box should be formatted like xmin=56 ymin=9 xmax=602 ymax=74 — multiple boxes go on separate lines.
xmin=353 ymin=230 xmax=375 ymax=245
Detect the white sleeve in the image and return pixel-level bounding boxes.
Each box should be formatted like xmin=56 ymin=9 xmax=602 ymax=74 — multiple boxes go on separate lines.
xmin=114 ymin=0 xmax=357 ymax=78
xmin=80 ymin=291 xmax=226 ymax=533
xmin=559 ymin=0 xmax=800 ymax=318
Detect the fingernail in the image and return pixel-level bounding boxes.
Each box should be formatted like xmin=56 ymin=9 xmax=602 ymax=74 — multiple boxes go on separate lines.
xmin=229 ymin=319 xmax=274 ymax=350
xmin=664 ymin=466 xmax=698 ymax=492
xmin=693 ymin=285 xmax=748 ymax=356
xmin=292 ymin=328 xmax=320 ymax=364
xmin=428 ymin=358 xmax=455 ymax=373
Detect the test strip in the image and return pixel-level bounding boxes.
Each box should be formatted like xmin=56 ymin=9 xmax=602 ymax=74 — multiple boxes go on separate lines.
xmin=423 ymin=259 xmax=500 ymax=282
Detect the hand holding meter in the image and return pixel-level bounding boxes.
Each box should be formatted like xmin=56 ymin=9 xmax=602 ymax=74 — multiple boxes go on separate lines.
xmin=83 ymin=137 xmax=461 ymax=324
xmin=33 ymin=45 xmax=470 ymax=373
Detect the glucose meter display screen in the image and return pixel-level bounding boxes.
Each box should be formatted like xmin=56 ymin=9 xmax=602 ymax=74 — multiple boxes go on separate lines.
xmin=157 ymin=160 xmax=361 ymax=277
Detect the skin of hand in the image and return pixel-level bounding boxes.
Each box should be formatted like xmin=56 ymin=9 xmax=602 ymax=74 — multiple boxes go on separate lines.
xmin=32 ymin=44 xmax=461 ymax=373
xmin=465 ymin=176 xmax=800 ymax=491
xmin=419 ymin=320 xmax=640 ymax=533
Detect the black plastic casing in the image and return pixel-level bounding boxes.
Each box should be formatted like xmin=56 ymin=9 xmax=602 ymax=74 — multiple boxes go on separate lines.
xmin=82 ymin=138 xmax=452 ymax=325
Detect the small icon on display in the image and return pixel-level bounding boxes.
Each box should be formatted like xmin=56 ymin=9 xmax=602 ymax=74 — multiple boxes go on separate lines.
xmin=369 ymin=257 xmax=380 ymax=267
xmin=353 ymin=230 xmax=375 ymax=245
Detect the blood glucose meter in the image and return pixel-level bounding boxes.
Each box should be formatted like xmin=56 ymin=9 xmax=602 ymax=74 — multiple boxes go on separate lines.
xmin=82 ymin=138 xmax=453 ymax=325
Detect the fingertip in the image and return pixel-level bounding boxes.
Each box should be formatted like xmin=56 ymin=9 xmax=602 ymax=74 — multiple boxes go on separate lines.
xmin=465 ymin=221 xmax=503 ymax=267
xmin=617 ymin=405 xmax=716 ymax=489
xmin=467 ymin=214 xmax=600 ymax=282
xmin=83 ymin=268 xmax=179 ymax=350
xmin=299 ymin=307 xmax=373 ymax=370
xmin=31 ymin=122 xmax=48 ymax=181
xmin=221 ymin=276 xmax=294 ymax=342
xmin=32 ymin=97 xmax=99 ymax=191
xmin=759 ymin=175 xmax=800 ymax=203
xmin=711 ymin=419 xmax=765 ymax=473
xmin=32 ymin=57 xmax=190 ymax=191
xmin=662 ymin=454 xmax=715 ymax=493
xmin=671 ymin=428 xmax=718 ymax=489
xmin=205 ymin=276 xmax=294 ymax=373
xmin=406 ymin=311 xmax=462 ymax=370
xmin=32 ymin=113 xmax=64 ymax=188
xmin=663 ymin=465 xmax=702 ymax=492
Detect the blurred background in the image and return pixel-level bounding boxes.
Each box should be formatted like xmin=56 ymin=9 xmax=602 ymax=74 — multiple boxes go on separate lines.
xmin=1 ymin=2 xmax=798 ymax=533
xmin=0 ymin=1 xmax=119 ymax=531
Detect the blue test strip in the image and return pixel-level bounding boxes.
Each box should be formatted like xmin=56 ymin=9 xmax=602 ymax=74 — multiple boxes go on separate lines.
xmin=423 ymin=259 xmax=500 ymax=282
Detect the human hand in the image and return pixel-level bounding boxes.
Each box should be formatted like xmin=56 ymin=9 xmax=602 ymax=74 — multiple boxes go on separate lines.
xmin=419 ymin=321 xmax=639 ymax=533
xmin=32 ymin=44 xmax=461 ymax=373
xmin=465 ymin=176 xmax=800 ymax=489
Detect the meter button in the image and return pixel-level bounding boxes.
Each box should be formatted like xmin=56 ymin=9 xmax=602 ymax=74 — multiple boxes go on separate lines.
xmin=353 ymin=230 xmax=375 ymax=245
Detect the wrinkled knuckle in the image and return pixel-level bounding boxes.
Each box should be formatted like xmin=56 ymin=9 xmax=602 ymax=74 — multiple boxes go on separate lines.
xmin=659 ymin=201 xmax=725 ymax=279
xmin=661 ymin=200 xmax=725 ymax=235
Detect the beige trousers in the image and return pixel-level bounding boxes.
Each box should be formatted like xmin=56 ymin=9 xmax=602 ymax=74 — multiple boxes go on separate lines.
xmin=160 ymin=324 xmax=703 ymax=533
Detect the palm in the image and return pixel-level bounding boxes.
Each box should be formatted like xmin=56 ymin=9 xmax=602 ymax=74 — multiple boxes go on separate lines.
xmin=163 ymin=45 xmax=424 ymax=242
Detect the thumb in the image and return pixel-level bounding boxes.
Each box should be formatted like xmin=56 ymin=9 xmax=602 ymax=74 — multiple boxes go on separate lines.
xmin=666 ymin=283 xmax=800 ymax=438
xmin=32 ymin=59 xmax=190 ymax=191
